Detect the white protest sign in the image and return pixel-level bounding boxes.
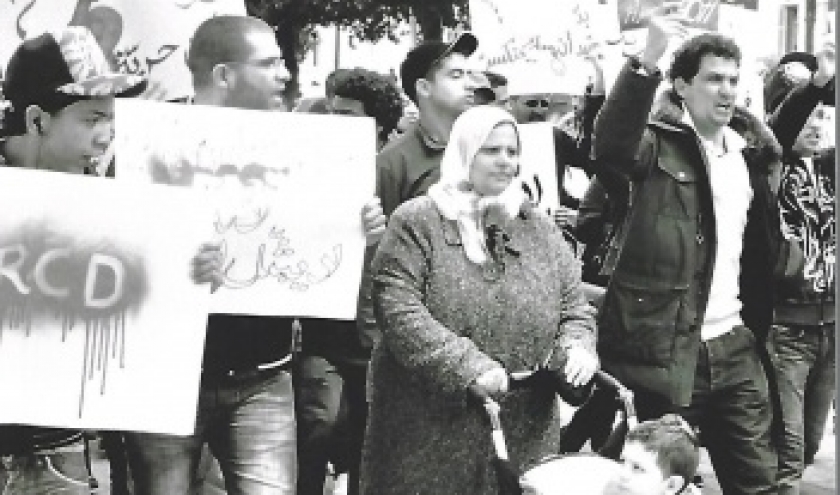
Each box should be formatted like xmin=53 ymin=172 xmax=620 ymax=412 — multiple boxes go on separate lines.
xmin=114 ymin=100 xmax=376 ymax=319
xmin=516 ymin=123 xmax=559 ymax=216
xmin=0 ymin=167 xmax=212 ymax=435
xmin=0 ymin=0 xmax=245 ymax=101
xmin=468 ymin=0 xmax=620 ymax=96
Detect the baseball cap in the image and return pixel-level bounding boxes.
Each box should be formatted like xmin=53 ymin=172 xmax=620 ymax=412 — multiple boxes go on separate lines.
xmin=3 ymin=26 xmax=146 ymax=109
xmin=400 ymin=32 xmax=478 ymax=104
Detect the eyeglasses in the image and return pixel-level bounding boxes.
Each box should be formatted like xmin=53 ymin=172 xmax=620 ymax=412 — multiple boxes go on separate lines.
xmin=523 ymin=98 xmax=550 ymax=109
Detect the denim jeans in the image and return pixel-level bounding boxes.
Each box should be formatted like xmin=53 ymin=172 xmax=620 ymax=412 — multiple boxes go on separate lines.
xmin=634 ymin=326 xmax=778 ymax=495
xmin=0 ymin=450 xmax=90 ymax=495
xmin=125 ymin=368 xmax=297 ymax=495
xmin=768 ymin=323 xmax=836 ymax=495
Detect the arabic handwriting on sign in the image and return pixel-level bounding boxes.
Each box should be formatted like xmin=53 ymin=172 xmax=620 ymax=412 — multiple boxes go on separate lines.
xmin=14 ymin=0 xmax=37 ymax=39
xmin=212 ymin=207 xmax=342 ymax=291
xmin=116 ymin=44 xmax=144 ymax=76
xmin=115 ymin=44 xmax=180 ymax=77
xmin=220 ymin=242 xmax=343 ymax=291
xmin=146 ymin=44 xmax=178 ymax=71
xmin=214 ymin=208 xmax=270 ymax=235
xmin=521 ymin=174 xmax=544 ymax=204
xmin=521 ymin=175 xmax=553 ymax=216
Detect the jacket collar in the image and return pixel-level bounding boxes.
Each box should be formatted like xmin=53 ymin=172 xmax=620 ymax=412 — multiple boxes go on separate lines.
xmin=650 ymin=89 xmax=782 ymax=171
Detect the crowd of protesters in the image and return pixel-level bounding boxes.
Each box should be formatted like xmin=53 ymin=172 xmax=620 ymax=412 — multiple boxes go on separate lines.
xmin=0 ymin=4 xmax=835 ymax=495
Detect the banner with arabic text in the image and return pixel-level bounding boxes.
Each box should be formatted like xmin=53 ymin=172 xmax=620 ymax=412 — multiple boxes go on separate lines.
xmin=114 ymin=100 xmax=376 ymax=319
xmin=468 ymin=0 xmax=620 ymax=96
xmin=0 ymin=0 xmax=245 ymax=101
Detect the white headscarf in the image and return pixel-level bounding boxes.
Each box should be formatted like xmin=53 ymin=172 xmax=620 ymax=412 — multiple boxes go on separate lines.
xmin=428 ymin=106 xmax=528 ymax=264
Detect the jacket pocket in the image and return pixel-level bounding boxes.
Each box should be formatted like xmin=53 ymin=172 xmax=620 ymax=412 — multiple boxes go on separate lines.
xmin=654 ymin=156 xmax=698 ymax=219
xmin=598 ymin=278 xmax=687 ymax=367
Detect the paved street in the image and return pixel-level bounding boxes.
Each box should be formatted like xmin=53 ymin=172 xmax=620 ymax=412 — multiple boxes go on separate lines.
xmin=696 ymin=419 xmax=836 ymax=495
xmin=90 ymin=418 xmax=836 ymax=494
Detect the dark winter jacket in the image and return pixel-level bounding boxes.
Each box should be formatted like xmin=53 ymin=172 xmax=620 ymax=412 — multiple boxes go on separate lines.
xmin=592 ymin=62 xmax=803 ymax=407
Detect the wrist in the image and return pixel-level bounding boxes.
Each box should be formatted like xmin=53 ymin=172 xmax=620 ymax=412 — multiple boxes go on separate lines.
xmin=630 ymin=55 xmax=662 ymax=78
xmin=812 ymin=72 xmax=833 ymax=88
xmin=638 ymin=48 xmax=662 ymax=71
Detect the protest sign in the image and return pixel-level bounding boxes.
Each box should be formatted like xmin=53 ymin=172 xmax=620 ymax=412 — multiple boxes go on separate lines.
xmin=0 ymin=0 xmax=245 ymax=101
xmin=468 ymin=0 xmax=619 ymax=96
xmin=617 ymin=0 xmax=721 ymax=31
xmin=516 ymin=123 xmax=559 ymax=216
xmin=114 ymin=99 xmax=376 ymax=320
xmin=0 ymin=167 xmax=212 ymax=435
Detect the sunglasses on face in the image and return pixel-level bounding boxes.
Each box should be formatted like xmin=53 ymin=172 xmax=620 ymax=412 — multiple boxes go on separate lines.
xmin=523 ymin=98 xmax=550 ymax=109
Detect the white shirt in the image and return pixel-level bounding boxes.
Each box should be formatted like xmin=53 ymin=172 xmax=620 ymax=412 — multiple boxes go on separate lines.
xmin=682 ymin=110 xmax=753 ymax=341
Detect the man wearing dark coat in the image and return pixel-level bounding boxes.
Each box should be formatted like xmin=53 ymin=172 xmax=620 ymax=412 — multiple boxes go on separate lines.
xmin=592 ymin=9 xmax=803 ymax=495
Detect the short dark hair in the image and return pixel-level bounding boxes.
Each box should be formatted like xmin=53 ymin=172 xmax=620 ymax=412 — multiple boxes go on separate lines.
xmin=187 ymin=15 xmax=275 ymax=89
xmin=333 ymin=68 xmax=404 ymax=142
xmin=625 ymin=414 xmax=700 ymax=484
xmin=668 ymin=33 xmax=741 ymax=83
xmin=325 ymin=68 xmax=349 ymax=99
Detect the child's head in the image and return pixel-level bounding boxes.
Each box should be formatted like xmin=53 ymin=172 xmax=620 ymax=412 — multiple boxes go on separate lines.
xmin=608 ymin=414 xmax=700 ymax=495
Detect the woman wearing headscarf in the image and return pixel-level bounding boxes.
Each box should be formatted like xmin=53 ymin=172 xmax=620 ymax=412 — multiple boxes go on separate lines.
xmin=359 ymin=105 xmax=598 ymax=495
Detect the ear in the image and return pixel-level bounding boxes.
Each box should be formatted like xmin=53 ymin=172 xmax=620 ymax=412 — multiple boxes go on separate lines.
xmin=415 ymin=78 xmax=432 ymax=101
xmin=664 ymin=474 xmax=686 ymax=495
xmin=24 ymin=105 xmax=49 ymax=136
xmin=673 ymin=78 xmax=688 ymax=99
xmin=211 ymin=63 xmax=232 ymax=89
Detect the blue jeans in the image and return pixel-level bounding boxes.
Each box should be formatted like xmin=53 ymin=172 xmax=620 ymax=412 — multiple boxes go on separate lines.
xmin=768 ymin=323 xmax=836 ymax=495
xmin=0 ymin=450 xmax=89 ymax=495
xmin=125 ymin=368 xmax=297 ymax=495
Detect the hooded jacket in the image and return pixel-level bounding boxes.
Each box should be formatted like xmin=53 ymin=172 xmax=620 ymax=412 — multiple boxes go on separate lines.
xmin=592 ymin=62 xmax=803 ymax=407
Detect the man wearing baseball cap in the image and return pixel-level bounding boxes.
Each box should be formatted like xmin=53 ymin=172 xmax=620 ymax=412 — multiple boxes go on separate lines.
xmin=0 ymin=27 xmax=222 ymax=495
xmin=375 ymin=31 xmax=481 ymax=218
xmin=0 ymin=26 xmax=145 ymax=173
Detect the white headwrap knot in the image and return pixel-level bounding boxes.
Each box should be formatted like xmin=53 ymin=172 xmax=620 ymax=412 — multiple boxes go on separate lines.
xmin=428 ymin=105 xmax=527 ymax=264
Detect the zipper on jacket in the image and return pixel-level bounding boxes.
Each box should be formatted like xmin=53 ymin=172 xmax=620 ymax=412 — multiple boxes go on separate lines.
xmin=696 ymin=213 xmax=704 ymax=244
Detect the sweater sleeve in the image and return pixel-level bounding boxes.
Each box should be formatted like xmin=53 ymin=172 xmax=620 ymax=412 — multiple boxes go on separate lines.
xmin=371 ymin=202 xmax=498 ymax=398
xmin=550 ymin=225 xmax=597 ymax=358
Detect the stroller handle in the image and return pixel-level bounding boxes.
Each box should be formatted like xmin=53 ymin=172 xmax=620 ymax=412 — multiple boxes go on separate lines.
xmin=592 ymin=370 xmax=637 ymax=429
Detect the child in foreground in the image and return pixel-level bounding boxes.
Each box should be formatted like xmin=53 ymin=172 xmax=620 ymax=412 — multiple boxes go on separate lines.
xmin=522 ymin=414 xmax=700 ymax=495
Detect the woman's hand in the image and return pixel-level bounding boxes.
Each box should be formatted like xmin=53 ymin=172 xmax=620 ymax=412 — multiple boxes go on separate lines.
xmin=471 ymin=367 xmax=509 ymax=397
xmin=564 ymin=346 xmax=599 ymax=388
xmin=191 ymin=241 xmax=224 ymax=293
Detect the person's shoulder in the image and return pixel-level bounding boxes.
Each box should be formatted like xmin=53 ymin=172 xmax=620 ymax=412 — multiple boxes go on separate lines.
xmin=390 ymin=195 xmax=437 ymax=222
xmin=379 ymin=125 xmax=427 ymax=162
